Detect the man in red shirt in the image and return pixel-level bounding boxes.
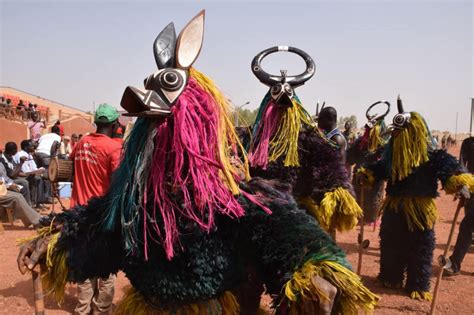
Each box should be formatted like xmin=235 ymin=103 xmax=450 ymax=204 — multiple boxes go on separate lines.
xmin=69 ymin=103 xmax=121 ymax=314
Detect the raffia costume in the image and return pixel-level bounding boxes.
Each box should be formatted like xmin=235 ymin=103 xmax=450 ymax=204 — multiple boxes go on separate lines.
xmin=245 ymin=46 xmax=363 ymax=233
xmin=359 ymin=98 xmax=474 ymax=300
xmin=19 ymin=13 xmax=378 ymax=314
xmin=347 ymin=101 xmax=390 ymax=223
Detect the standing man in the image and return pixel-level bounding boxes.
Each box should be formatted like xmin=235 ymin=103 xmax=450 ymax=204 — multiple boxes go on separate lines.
xmin=443 ymin=136 xmax=474 ymax=275
xmin=343 ymin=121 xmax=357 ymax=147
xmin=69 ymin=103 xmax=122 ymax=315
xmin=318 ymin=106 xmax=347 ymax=163
xmin=27 ymin=112 xmax=46 ymax=142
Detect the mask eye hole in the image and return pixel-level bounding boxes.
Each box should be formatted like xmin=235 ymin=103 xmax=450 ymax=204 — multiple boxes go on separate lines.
xmin=271 ymin=84 xmax=282 ymax=96
xmin=158 ymin=69 xmax=184 ymax=91
xmin=393 ymin=113 xmax=408 ymax=127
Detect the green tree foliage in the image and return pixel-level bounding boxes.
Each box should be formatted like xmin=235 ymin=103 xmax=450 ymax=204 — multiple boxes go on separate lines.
xmin=233 ymin=108 xmax=259 ymax=127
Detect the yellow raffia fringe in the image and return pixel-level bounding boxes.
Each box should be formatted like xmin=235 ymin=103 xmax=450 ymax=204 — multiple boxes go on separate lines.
xmin=356 ymin=167 xmax=375 ymax=187
xmin=383 ymin=196 xmax=438 ymax=231
xmin=445 ymin=173 xmax=474 ymax=194
xmin=391 ymin=112 xmax=430 ymax=183
xmin=190 ymin=68 xmax=250 ymax=195
xmin=284 ymin=260 xmax=379 ymax=314
xmin=410 ymin=291 xmax=432 ymax=301
xmin=115 ymin=286 xmax=239 ymax=315
xmin=299 ymin=188 xmax=363 ymax=232
xmin=368 ymin=122 xmax=386 ymax=153
xmin=17 ymin=226 xmax=68 ymax=304
xmin=268 ymin=98 xmax=315 ymax=167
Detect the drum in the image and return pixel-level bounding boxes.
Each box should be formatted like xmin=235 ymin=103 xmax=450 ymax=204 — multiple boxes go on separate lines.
xmin=48 ymin=158 xmax=74 ymax=182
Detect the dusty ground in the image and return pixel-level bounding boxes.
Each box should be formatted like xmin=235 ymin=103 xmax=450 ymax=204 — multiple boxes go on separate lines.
xmin=0 ymin=145 xmax=473 ymax=314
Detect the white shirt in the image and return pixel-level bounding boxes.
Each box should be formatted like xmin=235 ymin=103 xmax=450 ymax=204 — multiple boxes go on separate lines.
xmin=13 ymin=150 xmax=39 ymax=173
xmin=36 ymin=133 xmax=61 ymax=156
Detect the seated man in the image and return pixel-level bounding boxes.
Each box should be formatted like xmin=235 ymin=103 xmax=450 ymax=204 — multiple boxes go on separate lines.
xmin=0 ymin=164 xmax=41 ymax=228
xmin=14 ymin=140 xmax=51 ymax=209
xmin=1 ymin=142 xmax=32 ymax=205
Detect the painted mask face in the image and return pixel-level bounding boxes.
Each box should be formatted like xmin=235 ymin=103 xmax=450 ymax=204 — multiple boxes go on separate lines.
xmin=121 ymin=10 xmax=205 ymax=117
xmin=391 ymin=96 xmax=411 ymax=130
xmin=251 ymin=46 xmax=315 ymax=107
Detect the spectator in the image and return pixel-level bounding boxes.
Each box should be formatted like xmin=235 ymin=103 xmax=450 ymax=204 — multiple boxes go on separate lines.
xmin=69 ymin=103 xmax=121 ymax=314
xmin=71 ymin=133 xmax=79 ymax=151
xmin=442 ymin=134 xmax=448 ymax=149
xmin=78 ymin=134 xmax=83 ymax=141
xmin=111 ymin=124 xmax=125 ymax=145
xmin=54 ymin=120 xmax=65 ymax=137
xmin=0 ymin=164 xmax=41 ymax=228
xmin=14 ymin=140 xmax=50 ymax=209
xmin=443 ymin=135 xmax=474 ymax=275
xmin=59 ymin=136 xmax=72 ymax=159
xmin=35 ymin=125 xmax=61 ymax=168
xmin=318 ymin=106 xmax=347 ymax=163
xmin=343 ymin=121 xmax=357 ymax=146
xmin=27 ymin=112 xmax=46 ymax=142
xmin=1 ymin=142 xmax=32 ymax=205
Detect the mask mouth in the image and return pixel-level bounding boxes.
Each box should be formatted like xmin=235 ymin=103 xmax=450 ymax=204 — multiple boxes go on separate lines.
xmin=275 ymin=92 xmax=294 ymax=108
xmin=121 ymin=86 xmax=172 ymax=117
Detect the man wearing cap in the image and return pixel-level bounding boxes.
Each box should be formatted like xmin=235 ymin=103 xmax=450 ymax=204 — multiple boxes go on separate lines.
xmin=69 ymin=103 xmax=122 ymax=315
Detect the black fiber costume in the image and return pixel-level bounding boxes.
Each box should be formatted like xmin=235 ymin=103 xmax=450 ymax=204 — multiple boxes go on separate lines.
xmin=23 ymin=12 xmax=378 ymax=315
xmin=361 ymin=107 xmax=474 ymax=300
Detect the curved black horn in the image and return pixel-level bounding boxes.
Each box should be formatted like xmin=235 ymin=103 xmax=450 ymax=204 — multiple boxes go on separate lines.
xmin=153 ymin=22 xmax=177 ymax=69
xmin=251 ymin=46 xmax=316 ymax=87
xmin=397 ymin=94 xmax=404 ymax=113
xmin=366 ymin=101 xmax=391 ymax=121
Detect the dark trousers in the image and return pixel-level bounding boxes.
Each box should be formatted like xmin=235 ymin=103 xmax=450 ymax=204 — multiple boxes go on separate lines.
xmin=379 ymin=209 xmax=435 ymax=292
xmin=35 ymin=152 xmax=51 ymax=168
xmin=450 ymin=198 xmax=474 ymax=272
xmin=13 ymin=178 xmax=31 ymax=206
xmin=26 ymin=175 xmax=51 ymax=206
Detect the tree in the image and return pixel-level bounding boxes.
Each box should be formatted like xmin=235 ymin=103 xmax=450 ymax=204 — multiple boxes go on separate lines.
xmin=233 ymin=108 xmax=259 ymax=127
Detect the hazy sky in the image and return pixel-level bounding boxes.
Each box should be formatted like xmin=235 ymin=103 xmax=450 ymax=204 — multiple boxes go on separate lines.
xmin=1 ymin=1 xmax=473 ymax=132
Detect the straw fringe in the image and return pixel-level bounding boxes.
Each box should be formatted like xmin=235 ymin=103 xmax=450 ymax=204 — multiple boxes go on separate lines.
xmin=444 ymin=173 xmax=474 ymax=194
xmin=299 ymin=188 xmax=363 ymax=232
xmin=391 ymin=112 xmax=430 ymax=182
xmin=383 ymin=196 xmax=438 ymax=231
xmin=283 ymin=260 xmax=379 ymax=314
xmin=115 ymin=286 xmax=239 ymax=315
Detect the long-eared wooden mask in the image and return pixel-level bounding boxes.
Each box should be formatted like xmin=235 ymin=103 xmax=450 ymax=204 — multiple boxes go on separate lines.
xmin=121 ymin=10 xmax=205 ymax=117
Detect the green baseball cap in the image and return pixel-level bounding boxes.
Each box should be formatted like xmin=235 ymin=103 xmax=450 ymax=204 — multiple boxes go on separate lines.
xmin=94 ymin=103 xmax=120 ymax=123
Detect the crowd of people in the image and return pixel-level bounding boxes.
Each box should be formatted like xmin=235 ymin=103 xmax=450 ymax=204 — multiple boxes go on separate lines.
xmin=0 ymin=96 xmax=49 ymax=122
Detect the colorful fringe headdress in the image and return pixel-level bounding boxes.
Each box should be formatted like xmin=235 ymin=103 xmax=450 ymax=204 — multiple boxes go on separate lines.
xmin=385 ymin=96 xmax=435 ymax=182
xmin=103 ymin=11 xmax=262 ymax=260
xmin=248 ymin=46 xmax=317 ymax=169
xmin=248 ymin=93 xmax=315 ymax=168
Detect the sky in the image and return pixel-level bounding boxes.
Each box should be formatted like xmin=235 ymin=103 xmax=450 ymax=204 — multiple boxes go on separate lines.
xmin=0 ymin=0 xmax=473 ymax=132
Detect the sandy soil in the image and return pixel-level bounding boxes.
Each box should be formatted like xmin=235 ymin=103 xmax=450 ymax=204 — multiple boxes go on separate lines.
xmin=0 ymin=145 xmax=472 ymax=314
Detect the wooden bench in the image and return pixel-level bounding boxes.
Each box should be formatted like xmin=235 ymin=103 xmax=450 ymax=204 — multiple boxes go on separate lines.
xmin=0 ymin=208 xmax=14 ymax=234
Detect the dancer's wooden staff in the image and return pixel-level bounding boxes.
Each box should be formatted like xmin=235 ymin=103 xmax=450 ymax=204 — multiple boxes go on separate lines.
xmin=429 ymin=198 xmax=464 ymax=315
xmin=32 ymin=264 xmax=45 ymax=315
xmin=357 ymin=185 xmax=366 ymax=275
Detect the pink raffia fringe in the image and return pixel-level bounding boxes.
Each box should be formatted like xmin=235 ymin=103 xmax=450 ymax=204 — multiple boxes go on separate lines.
xmin=145 ymin=78 xmax=247 ymax=260
xmin=248 ymin=102 xmax=282 ymax=169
